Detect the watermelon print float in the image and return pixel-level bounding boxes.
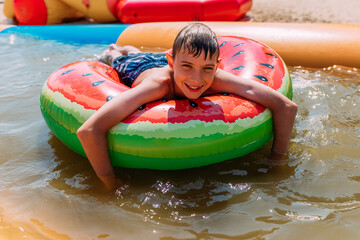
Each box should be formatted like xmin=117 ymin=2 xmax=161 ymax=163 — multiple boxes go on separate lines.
xmin=39 ymin=36 xmax=292 ymax=170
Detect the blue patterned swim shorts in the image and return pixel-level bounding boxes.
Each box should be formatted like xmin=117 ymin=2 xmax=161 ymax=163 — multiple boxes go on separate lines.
xmin=111 ymin=52 xmax=168 ymax=87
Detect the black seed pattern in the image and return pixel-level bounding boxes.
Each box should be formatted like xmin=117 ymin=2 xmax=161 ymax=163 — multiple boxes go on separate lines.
xmin=61 ymin=69 xmax=75 ymax=75
xmin=106 ymin=96 xmax=113 ymax=102
xmin=253 ymin=75 xmax=268 ymax=82
xmin=219 ymin=41 xmax=227 ymax=48
xmin=189 ymin=100 xmax=198 ymax=107
xmin=234 ymin=43 xmax=245 ymax=47
xmin=232 ymin=66 xmax=245 ymax=70
xmin=162 ymin=99 xmax=168 ymax=102
xmin=265 ymin=53 xmax=277 ymax=58
xmin=138 ymin=104 xmax=146 ymax=110
xmin=232 ymin=50 xmax=245 ymax=57
xmin=82 ymin=73 xmax=93 ymax=77
xmin=260 ymin=63 xmax=274 ymax=69
xmin=219 ymin=92 xmax=229 ymax=96
xmin=92 ymin=80 xmax=105 ymax=86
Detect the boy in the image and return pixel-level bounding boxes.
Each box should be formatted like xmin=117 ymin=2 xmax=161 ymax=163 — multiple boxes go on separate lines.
xmin=77 ymin=23 xmax=298 ymax=189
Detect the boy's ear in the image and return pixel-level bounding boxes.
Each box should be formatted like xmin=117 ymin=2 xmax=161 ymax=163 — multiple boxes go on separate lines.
xmin=216 ymin=58 xmax=223 ymax=69
xmin=166 ymin=52 xmax=174 ymax=70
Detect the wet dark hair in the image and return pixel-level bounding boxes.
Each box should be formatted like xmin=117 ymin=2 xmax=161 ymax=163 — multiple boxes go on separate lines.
xmin=172 ymin=23 xmax=219 ymax=60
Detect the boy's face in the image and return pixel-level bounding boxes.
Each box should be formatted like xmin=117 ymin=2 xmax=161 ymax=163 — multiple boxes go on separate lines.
xmin=167 ymin=48 xmax=219 ymax=100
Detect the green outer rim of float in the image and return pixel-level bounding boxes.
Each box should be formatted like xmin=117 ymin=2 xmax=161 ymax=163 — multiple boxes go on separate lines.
xmin=39 ymin=56 xmax=292 ymax=170
xmin=40 ymin=96 xmax=273 ymax=169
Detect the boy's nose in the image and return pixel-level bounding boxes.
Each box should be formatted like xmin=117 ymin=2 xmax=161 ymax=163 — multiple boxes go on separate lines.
xmin=189 ymin=71 xmax=202 ymax=85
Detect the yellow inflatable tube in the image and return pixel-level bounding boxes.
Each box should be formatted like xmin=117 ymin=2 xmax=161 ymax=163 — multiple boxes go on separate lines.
xmin=117 ymin=22 xmax=360 ymax=68
xmin=60 ymin=0 xmax=117 ymax=23
xmin=45 ymin=0 xmax=84 ymax=25
xmin=3 ymin=0 xmax=14 ymax=19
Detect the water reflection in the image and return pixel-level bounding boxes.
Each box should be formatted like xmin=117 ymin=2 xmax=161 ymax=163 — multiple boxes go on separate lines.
xmin=47 ymin=128 xmax=296 ymax=226
xmin=46 ymin=133 xmax=97 ymax=194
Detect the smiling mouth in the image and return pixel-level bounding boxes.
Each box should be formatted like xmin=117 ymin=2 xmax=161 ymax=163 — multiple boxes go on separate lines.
xmin=185 ymin=83 xmax=203 ymax=91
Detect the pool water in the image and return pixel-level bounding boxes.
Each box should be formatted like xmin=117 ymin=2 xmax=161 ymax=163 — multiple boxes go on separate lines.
xmin=0 ymin=34 xmax=359 ymax=240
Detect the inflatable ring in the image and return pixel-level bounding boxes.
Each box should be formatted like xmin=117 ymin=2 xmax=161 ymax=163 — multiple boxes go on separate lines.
xmin=40 ymin=36 xmax=292 ymax=170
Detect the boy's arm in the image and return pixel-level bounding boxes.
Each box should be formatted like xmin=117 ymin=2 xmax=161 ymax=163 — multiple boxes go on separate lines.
xmin=77 ymin=78 xmax=168 ymax=189
xmin=212 ymin=69 xmax=298 ymax=157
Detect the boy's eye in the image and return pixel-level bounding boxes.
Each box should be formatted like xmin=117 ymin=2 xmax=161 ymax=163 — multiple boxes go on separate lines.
xmin=182 ymin=64 xmax=192 ymax=69
xmin=204 ymin=67 xmax=214 ymax=71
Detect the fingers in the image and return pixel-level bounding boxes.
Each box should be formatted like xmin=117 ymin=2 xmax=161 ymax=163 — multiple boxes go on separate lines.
xmin=109 ymin=44 xmax=119 ymax=51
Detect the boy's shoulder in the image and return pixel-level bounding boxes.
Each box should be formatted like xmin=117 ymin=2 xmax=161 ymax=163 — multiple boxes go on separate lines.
xmin=136 ymin=65 xmax=173 ymax=87
xmin=148 ymin=65 xmax=172 ymax=79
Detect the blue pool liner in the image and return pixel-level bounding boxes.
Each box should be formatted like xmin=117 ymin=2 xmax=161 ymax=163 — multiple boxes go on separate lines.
xmin=0 ymin=24 xmax=130 ymax=44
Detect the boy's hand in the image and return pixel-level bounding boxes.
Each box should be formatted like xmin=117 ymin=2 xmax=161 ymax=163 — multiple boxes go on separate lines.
xmin=100 ymin=175 xmax=123 ymax=191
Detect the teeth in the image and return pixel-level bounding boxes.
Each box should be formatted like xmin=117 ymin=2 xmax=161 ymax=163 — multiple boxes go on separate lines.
xmin=189 ymin=86 xmax=199 ymax=89
xmin=186 ymin=83 xmax=201 ymax=90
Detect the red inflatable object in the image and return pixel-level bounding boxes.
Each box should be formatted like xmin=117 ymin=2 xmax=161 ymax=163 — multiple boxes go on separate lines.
xmin=117 ymin=0 xmax=252 ymax=24
xmin=13 ymin=0 xmax=48 ymax=25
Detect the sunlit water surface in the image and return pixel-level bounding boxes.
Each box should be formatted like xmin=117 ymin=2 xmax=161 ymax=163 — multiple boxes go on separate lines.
xmin=0 ymin=34 xmax=359 ymax=240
